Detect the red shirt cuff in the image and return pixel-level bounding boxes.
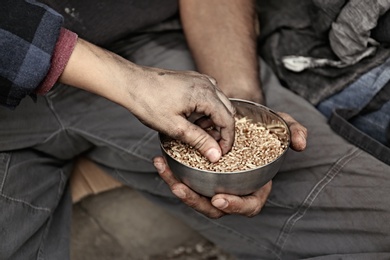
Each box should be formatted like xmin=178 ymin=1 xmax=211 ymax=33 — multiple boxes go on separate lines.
xmin=35 ymin=28 xmax=78 ymax=95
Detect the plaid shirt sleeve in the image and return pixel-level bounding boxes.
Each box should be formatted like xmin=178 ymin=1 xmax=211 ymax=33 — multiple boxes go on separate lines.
xmin=0 ymin=0 xmax=64 ymax=109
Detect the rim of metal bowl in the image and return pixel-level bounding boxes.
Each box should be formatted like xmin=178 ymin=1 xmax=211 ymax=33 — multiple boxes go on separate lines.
xmin=159 ymin=98 xmax=291 ymax=175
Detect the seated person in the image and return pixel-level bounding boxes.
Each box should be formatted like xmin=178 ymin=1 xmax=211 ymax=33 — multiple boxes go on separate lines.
xmin=1 ymin=1 xmax=389 ymax=259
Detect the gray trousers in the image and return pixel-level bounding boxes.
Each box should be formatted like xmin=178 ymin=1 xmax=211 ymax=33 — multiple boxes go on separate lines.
xmin=1 ymin=31 xmax=390 ymax=260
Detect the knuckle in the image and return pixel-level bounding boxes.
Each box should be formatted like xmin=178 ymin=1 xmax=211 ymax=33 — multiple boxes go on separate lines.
xmin=170 ymin=125 xmax=187 ymax=140
xmin=290 ymin=121 xmax=302 ymax=130
xmin=301 ymin=127 xmax=308 ymax=136
xmin=185 ymin=199 xmax=199 ymax=209
xmin=230 ymin=198 xmax=262 ymax=217
xmin=192 ymin=134 xmax=209 ymax=151
xmin=199 ymin=83 xmax=214 ymax=93
xmin=247 ymin=210 xmax=261 ymax=218
xmin=228 ymin=203 xmax=243 ymax=215
xmin=247 ymin=204 xmax=262 ymax=218
xmin=195 ymin=79 xmax=215 ymax=92
xmin=208 ymin=211 xmax=224 ymax=219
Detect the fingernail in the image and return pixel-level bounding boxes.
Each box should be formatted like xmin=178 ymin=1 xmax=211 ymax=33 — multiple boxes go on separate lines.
xmin=205 ymin=148 xmax=221 ymax=163
xmin=154 ymin=162 xmax=165 ymax=173
xmin=172 ymin=189 xmax=186 ymax=199
xmin=212 ymin=198 xmax=228 ymax=209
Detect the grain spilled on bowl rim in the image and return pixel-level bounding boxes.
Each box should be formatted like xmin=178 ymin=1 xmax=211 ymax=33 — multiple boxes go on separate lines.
xmin=163 ymin=116 xmax=289 ymax=172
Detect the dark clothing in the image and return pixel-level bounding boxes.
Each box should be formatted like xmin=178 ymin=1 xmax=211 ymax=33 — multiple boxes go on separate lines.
xmin=2 ymin=42 xmax=390 ymax=258
xmin=257 ymin=0 xmax=390 ymax=105
xmin=1 ymin=1 xmax=390 ymax=259
xmin=257 ymin=0 xmax=390 ymax=164
xmin=0 ymin=0 xmax=179 ymax=109
xmin=39 ymin=0 xmax=179 ymax=47
xmin=372 ymin=10 xmax=390 ymax=44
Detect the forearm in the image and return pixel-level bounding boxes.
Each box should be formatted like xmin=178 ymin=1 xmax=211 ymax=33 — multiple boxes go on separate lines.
xmin=179 ymin=0 xmax=263 ymax=103
xmin=59 ymin=38 xmax=140 ymax=112
xmin=59 ymin=37 xmax=236 ymax=160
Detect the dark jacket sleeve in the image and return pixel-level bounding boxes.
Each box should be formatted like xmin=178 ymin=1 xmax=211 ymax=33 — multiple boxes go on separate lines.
xmin=0 ymin=0 xmax=64 ymax=109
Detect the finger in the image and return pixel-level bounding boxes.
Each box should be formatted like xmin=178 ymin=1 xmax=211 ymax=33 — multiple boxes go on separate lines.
xmin=176 ymin=84 xmax=235 ymax=157
xmin=277 ymin=112 xmax=307 ymax=151
xmin=153 ymin=156 xmax=225 ymax=219
xmin=216 ymin=89 xmax=236 ymax=115
xmin=194 ymin=116 xmax=213 ymax=129
xmin=194 ymin=116 xmax=222 ymax=141
xmin=209 ymin=90 xmax=236 ymax=155
xmin=187 ymin=112 xmax=204 ymax=123
xmin=207 ymin=129 xmax=222 ymax=141
xmin=170 ymin=117 xmax=224 ymax=162
xmin=211 ymin=181 xmax=272 ymax=217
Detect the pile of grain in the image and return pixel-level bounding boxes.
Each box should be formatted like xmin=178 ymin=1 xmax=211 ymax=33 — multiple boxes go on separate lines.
xmin=163 ymin=117 xmax=289 ymax=172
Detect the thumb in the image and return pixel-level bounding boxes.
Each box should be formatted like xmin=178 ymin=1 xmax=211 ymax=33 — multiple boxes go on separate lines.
xmin=175 ymin=119 xmax=223 ymax=163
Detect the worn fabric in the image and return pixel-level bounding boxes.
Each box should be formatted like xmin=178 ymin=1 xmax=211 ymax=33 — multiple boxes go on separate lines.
xmin=282 ymin=0 xmax=390 ymax=71
xmin=257 ymin=0 xmax=390 ymax=105
xmin=1 ymin=27 xmax=390 ymax=259
xmin=153 ymin=59 xmax=390 ymax=260
xmin=317 ymin=56 xmax=390 ymax=163
xmin=329 ymin=0 xmax=390 ymax=64
xmin=0 ymin=0 xmax=64 ymax=108
xmin=257 ymin=0 xmax=390 ymax=164
xmin=0 ymin=0 xmax=179 ymax=110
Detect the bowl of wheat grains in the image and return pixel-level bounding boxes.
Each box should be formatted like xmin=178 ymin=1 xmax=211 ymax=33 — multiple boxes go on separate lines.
xmin=159 ymin=98 xmax=291 ymax=197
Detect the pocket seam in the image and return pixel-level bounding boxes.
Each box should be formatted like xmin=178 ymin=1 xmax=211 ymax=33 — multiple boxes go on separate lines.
xmin=0 ymin=152 xmax=11 ymax=193
xmin=0 ymin=193 xmax=51 ymax=212
xmin=0 ymin=152 xmax=52 ymax=212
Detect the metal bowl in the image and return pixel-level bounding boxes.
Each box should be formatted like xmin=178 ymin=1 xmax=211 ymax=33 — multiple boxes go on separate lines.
xmin=159 ymin=99 xmax=291 ymax=197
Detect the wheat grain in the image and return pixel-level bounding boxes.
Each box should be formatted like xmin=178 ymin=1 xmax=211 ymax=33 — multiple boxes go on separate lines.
xmin=163 ymin=116 xmax=289 ymax=172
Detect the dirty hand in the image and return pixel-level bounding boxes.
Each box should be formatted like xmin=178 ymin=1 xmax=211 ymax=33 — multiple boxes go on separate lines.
xmin=128 ymin=66 xmax=236 ymax=162
xmin=60 ymin=38 xmax=236 ymax=162
xmin=277 ymin=112 xmax=307 ymax=152
xmin=153 ymin=109 xmax=307 ymax=218
xmin=153 ymin=156 xmax=272 ymax=218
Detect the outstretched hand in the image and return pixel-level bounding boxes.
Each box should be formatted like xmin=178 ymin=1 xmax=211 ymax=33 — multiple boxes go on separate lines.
xmin=59 ymin=38 xmax=236 ymax=162
xmin=129 ymin=66 xmax=236 ymax=162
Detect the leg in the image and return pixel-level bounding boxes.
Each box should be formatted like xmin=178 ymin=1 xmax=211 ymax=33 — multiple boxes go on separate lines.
xmin=21 ymin=29 xmax=389 ymax=259
xmin=0 ymin=31 xmax=192 ymax=259
xmin=60 ymin=29 xmax=390 ymax=259
xmin=0 ymin=85 xmax=98 ymax=260
xmin=0 ymin=150 xmax=73 ymax=260
xmin=140 ymin=59 xmax=390 ymax=259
